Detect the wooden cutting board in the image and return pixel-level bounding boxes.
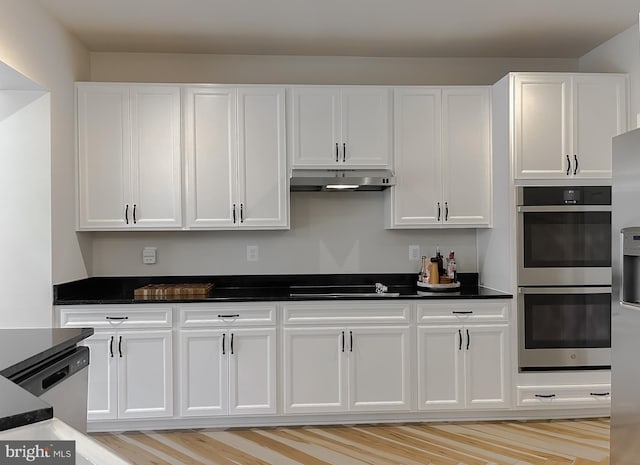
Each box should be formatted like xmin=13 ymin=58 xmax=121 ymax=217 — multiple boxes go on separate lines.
xmin=134 ymin=283 xmax=214 ymax=299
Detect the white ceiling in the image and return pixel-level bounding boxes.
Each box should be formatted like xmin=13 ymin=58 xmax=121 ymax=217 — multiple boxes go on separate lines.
xmin=37 ymin=0 xmax=639 ymax=58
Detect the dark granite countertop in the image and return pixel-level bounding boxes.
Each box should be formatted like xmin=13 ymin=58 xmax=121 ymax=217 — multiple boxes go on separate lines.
xmin=54 ymin=273 xmax=512 ymax=305
xmin=0 ymin=377 xmax=52 ymax=432
xmin=0 ymin=328 xmax=94 ymax=431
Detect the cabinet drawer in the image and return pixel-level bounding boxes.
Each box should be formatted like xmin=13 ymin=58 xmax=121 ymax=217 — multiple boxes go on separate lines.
xmin=516 ymin=384 xmax=611 ymax=408
xmin=179 ymin=304 xmax=276 ymax=327
xmin=283 ymin=302 xmax=410 ymax=325
xmin=57 ymin=306 xmax=172 ymax=328
xmin=417 ymin=301 xmax=509 ymax=324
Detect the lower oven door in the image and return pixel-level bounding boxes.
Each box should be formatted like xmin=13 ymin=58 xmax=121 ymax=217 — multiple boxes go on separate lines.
xmin=518 ymin=286 xmax=611 ymax=370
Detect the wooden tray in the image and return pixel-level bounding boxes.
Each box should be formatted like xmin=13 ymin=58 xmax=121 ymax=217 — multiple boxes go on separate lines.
xmin=416 ymin=281 xmax=461 ymax=292
xmin=134 ymin=283 xmax=214 ymax=299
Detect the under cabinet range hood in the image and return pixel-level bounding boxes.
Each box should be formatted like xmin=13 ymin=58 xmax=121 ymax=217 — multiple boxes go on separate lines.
xmin=290 ymin=169 xmax=395 ymax=191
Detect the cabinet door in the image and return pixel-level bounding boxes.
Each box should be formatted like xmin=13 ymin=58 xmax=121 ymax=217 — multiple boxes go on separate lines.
xmin=228 ymin=328 xmax=276 ymax=415
xmin=572 ymin=75 xmax=627 ymax=178
xmin=77 ymin=85 xmax=131 ymax=229
xmin=417 ymin=326 xmax=463 ymax=410
xmin=84 ymin=332 xmax=118 ymax=421
xmin=464 ymin=324 xmax=510 ymax=409
xmin=348 ymin=326 xmax=411 ymax=412
xmin=514 ymin=74 xmax=571 ymax=179
xmin=179 ymin=329 xmax=228 ymax=417
xmin=237 ymin=87 xmax=288 ymax=228
xmin=389 ymin=88 xmax=442 ymax=227
xmin=184 ymin=87 xmax=237 ymax=228
xmin=117 ymin=330 xmax=173 ymax=419
xmin=283 ymin=327 xmax=347 ymax=414
xmin=130 ymin=86 xmax=182 ymax=228
xmin=289 ymin=87 xmax=340 ymax=167
xmin=341 ymin=87 xmax=391 ymax=167
xmin=441 ymin=88 xmax=491 ymax=226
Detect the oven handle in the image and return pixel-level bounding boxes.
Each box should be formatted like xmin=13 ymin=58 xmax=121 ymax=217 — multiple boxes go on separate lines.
xmin=517 ymin=205 xmax=611 ymax=213
xmin=518 ymin=286 xmax=611 ymax=295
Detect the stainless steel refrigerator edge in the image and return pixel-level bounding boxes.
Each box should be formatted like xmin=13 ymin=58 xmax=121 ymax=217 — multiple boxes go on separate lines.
xmin=611 ymin=127 xmax=640 ymax=465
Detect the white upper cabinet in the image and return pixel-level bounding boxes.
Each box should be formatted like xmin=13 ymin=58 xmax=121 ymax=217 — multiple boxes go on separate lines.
xmin=185 ymin=86 xmax=288 ymax=229
xmin=77 ymin=84 xmax=182 ymax=230
xmin=185 ymin=87 xmax=237 ymax=228
xmin=289 ymin=86 xmax=392 ymax=169
xmin=387 ymin=87 xmax=491 ymax=228
xmin=513 ymin=73 xmax=627 ymax=179
xmin=441 ymin=88 xmax=492 ymax=226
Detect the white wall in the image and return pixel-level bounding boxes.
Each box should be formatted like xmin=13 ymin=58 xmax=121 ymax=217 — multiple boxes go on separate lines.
xmin=0 ymin=91 xmax=51 ymax=326
xmin=91 ymin=192 xmax=478 ymax=276
xmin=0 ymin=0 xmax=91 ymax=293
xmin=86 ymin=52 xmax=578 ymax=277
xmin=580 ymin=22 xmax=640 ymax=128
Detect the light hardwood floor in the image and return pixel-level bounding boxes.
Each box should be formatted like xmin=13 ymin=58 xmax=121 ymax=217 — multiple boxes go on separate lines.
xmin=92 ymin=418 xmax=610 ymax=465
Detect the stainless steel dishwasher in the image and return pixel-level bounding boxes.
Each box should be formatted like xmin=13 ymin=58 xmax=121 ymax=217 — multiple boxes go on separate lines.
xmin=9 ymin=346 xmax=89 ymax=432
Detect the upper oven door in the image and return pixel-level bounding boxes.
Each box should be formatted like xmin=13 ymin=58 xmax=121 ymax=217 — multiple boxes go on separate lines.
xmin=517 ymin=205 xmax=611 ymax=286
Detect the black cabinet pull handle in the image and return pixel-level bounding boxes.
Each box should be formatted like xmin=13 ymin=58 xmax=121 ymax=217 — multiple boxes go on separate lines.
xmin=118 ymin=336 xmax=123 ymax=358
xmin=335 ymin=143 xmax=339 ymax=162
xmin=125 ymin=204 xmax=129 ymax=224
xmin=458 ymin=329 xmax=462 ymax=350
xmin=106 ymin=316 xmax=129 ymax=320
xmin=341 ymin=331 xmax=345 ymax=352
xmin=349 ymin=330 xmax=353 ymax=352
xmin=437 ymin=202 xmax=441 ymax=222
xmin=445 ymin=202 xmax=449 ymax=221
xmin=452 ymin=311 xmax=473 ymax=315
xmin=232 ymin=204 xmax=236 ymax=223
xmin=573 ymin=154 xmax=578 ymax=175
xmin=230 ymin=333 xmax=234 ymax=355
xmin=222 ymin=333 xmax=226 ymax=355
xmin=535 ymin=394 xmax=556 ymax=398
xmin=466 ymin=329 xmax=470 ymax=350
xmin=590 ymin=392 xmax=610 ymax=396
xmin=109 ymin=336 xmax=114 ymax=358
xmin=240 ymin=203 xmax=244 ymax=223
xmin=133 ymin=204 xmax=137 ymax=224
xmin=218 ymin=314 xmax=240 ymax=318
xmin=343 ymin=143 xmax=346 ymax=162
xmin=566 ymin=154 xmax=571 ymax=175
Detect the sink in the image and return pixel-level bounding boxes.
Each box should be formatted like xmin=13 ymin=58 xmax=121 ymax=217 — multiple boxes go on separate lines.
xmin=289 ymin=292 xmax=400 ymax=298
xmin=288 ymin=283 xmax=405 ymax=298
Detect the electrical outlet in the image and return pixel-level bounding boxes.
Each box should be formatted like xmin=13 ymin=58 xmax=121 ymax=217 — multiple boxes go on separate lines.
xmin=409 ymin=245 xmax=420 ymax=261
xmin=246 ymin=245 xmax=259 ymax=262
xmin=142 ymin=247 xmax=157 ymax=264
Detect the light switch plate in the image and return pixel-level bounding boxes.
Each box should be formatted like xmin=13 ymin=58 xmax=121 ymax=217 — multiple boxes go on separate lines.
xmin=247 ymin=245 xmax=259 ymax=262
xmin=142 ymin=247 xmax=157 ymax=264
xmin=409 ymin=245 xmax=420 ymax=261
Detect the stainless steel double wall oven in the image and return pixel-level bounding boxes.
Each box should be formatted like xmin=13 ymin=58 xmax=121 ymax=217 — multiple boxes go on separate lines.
xmin=517 ymin=186 xmax=612 ymax=370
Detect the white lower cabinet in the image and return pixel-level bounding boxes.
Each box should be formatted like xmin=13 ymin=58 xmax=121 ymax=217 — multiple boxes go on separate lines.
xmin=85 ymin=329 xmax=173 ymax=420
xmin=179 ymin=328 xmax=276 ymax=416
xmin=516 ymin=384 xmax=611 ymax=408
xmin=117 ymin=330 xmax=173 ymax=419
xmin=177 ymin=304 xmax=277 ymax=417
xmin=56 ymin=306 xmax=174 ymax=422
xmin=283 ymin=325 xmax=411 ymax=414
xmin=417 ymin=321 xmax=510 ymax=410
